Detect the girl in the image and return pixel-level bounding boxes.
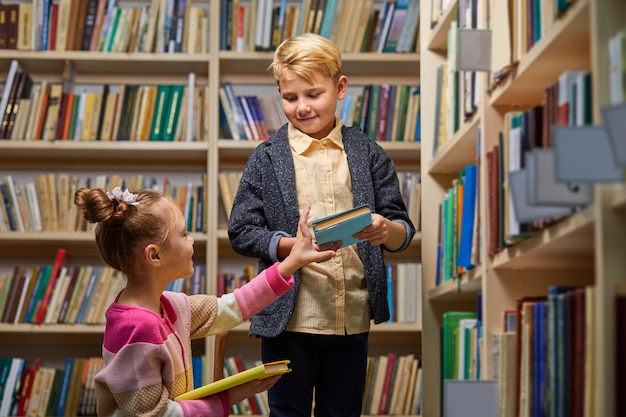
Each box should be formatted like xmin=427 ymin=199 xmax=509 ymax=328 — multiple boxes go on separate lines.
xmin=74 ymin=186 xmax=335 ymax=417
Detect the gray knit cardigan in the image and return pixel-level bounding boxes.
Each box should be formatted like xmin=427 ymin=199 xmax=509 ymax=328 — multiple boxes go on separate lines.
xmin=227 ymin=124 xmax=416 ymax=338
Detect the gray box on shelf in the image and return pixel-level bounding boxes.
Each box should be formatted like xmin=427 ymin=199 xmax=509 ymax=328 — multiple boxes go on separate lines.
xmin=526 ymin=148 xmax=593 ymax=206
xmin=553 ymin=125 xmax=623 ymax=182
xmin=457 ymin=29 xmax=492 ymax=72
xmin=443 ymin=380 xmax=498 ymax=417
xmin=509 ymin=169 xmax=573 ymax=223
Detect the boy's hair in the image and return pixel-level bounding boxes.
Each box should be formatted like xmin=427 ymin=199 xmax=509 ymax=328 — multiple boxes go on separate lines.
xmin=268 ymin=33 xmax=343 ymax=85
xmin=74 ymin=187 xmax=175 ymax=276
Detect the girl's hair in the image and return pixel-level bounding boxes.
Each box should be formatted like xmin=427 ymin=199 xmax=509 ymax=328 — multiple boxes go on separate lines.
xmin=268 ymin=32 xmax=342 ymax=85
xmin=74 ymin=188 xmax=174 ymax=276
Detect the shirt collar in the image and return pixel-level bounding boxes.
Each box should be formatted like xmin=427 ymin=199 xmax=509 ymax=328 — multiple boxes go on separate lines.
xmin=289 ymin=117 xmax=344 ymax=155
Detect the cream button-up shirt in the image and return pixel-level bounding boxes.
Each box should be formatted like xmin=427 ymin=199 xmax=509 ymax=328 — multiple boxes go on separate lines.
xmin=285 ymin=119 xmax=370 ymax=335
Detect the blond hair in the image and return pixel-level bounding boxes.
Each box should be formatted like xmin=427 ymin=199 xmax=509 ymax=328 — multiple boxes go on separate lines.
xmin=268 ymin=33 xmax=343 ymax=85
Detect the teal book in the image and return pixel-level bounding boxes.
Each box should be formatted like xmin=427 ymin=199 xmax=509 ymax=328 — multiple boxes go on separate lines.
xmin=312 ymin=204 xmax=372 ymax=248
xmin=162 ymin=85 xmax=184 ymax=141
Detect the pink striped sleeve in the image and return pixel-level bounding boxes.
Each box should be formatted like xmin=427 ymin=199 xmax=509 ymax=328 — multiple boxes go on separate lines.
xmin=177 ymin=392 xmax=230 ymax=416
xmin=233 ymin=263 xmax=294 ymax=320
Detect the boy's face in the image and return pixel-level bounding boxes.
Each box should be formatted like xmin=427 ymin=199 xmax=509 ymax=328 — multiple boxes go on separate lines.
xmin=278 ymin=69 xmax=347 ymax=139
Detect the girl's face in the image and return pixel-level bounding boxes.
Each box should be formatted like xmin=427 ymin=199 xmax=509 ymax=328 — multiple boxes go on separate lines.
xmin=160 ymin=201 xmax=195 ymax=281
xmin=278 ymin=69 xmax=347 ymax=139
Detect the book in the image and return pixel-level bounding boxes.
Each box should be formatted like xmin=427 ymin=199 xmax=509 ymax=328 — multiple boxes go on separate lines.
xmin=175 ymin=359 xmax=291 ymax=400
xmin=312 ymin=204 xmax=372 ymax=248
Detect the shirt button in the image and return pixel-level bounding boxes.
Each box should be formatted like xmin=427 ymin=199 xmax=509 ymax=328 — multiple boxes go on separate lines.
xmin=327 ymin=197 xmax=333 ymax=203
xmin=338 ymin=290 xmax=344 ymax=296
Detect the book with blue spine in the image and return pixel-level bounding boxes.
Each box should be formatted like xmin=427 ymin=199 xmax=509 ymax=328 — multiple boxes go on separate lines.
xmin=312 ymin=204 xmax=372 ymax=248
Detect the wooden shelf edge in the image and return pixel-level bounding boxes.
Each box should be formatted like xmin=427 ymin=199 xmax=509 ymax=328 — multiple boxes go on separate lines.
xmin=491 ymin=205 xmax=595 ymax=269
xmin=428 ymin=113 xmax=480 ymax=174
xmin=427 ymin=268 xmax=482 ymax=301
xmin=219 ymin=50 xmax=420 ymax=63
xmin=0 ymin=323 xmax=105 ymax=334
xmin=0 ymin=141 xmax=210 ymax=170
xmin=228 ymin=321 xmax=421 ymax=335
xmin=0 ymin=50 xmax=211 ymax=62
xmin=0 ymin=140 xmax=209 ymax=150
xmin=0 ymin=231 xmax=207 ymax=243
xmin=426 ymin=0 xmax=459 ymax=51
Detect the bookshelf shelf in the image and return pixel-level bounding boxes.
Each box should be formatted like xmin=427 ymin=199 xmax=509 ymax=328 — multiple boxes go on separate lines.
xmin=489 ymin=0 xmax=591 ymax=107
xmin=0 ymin=323 xmax=104 ymax=335
xmin=0 ymin=51 xmax=211 ymax=77
xmin=427 ymin=113 xmax=479 ymax=174
xmin=0 ymin=141 xmax=209 ymax=170
xmin=427 ymin=269 xmax=482 ymax=301
xmin=219 ymin=51 xmax=420 ymax=79
xmin=0 ymin=231 xmax=208 ymax=258
xmin=491 ymin=206 xmax=596 ymax=269
xmin=426 ymin=0 xmax=459 ymax=51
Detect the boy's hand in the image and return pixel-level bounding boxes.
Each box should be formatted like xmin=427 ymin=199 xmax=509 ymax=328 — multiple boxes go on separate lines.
xmin=354 ymin=213 xmax=389 ymax=246
xmin=278 ymin=205 xmax=336 ymax=278
xmin=354 ymin=213 xmax=407 ymax=251
xmin=226 ymin=375 xmax=281 ymax=405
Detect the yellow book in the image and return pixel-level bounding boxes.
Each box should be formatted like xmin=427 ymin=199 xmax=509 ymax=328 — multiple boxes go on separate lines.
xmin=80 ymin=92 xmax=96 ymax=140
xmin=42 ymin=83 xmax=63 ymax=140
xmin=99 ymin=89 xmax=119 ymax=141
xmin=17 ymin=3 xmax=33 ymax=50
xmin=175 ymin=360 xmax=291 ymax=400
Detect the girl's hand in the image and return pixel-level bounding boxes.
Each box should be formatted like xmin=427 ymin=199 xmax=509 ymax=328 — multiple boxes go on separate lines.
xmin=278 ymin=205 xmax=336 ymax=278
xmin=226 ymin=375 xmax=281 ymax=405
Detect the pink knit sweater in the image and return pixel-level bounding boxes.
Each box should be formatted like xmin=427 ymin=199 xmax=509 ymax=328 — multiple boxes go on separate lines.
xmin=94 ymin=263 xmax=293 ymax=417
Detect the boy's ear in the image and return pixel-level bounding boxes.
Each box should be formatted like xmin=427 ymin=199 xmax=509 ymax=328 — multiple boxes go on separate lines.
xmin=336 ymin=75 xmax=348 ymax=99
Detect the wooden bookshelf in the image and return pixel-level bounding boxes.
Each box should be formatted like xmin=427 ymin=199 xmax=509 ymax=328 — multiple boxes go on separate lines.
xmin=420 ymin=0 xmax=626 ymax=416
xmin=0 ymin=0 xmax=421 ymax=416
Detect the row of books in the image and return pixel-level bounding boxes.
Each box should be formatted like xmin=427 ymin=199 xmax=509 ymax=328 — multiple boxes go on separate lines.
xmin=362 ymin=353 xmax=423 ymax=415
xmin=0 ymin=173 xmax=207 ymax=234
xmin=434 ymin=164 xmax=478 ymax=286
xmin=0 ymin=249 xmax=115 ymax=325
xmin=441 ymin=309 xmax=481 ymax=383
xmin=0 ymin=61 xmax=207 ymax=142
xmin=216 ymin=265 xmax=255 ymax=297
xmin=221 ymin=0 xmax=420 ymax=54
xmin=386 ymin=262 xmax=422 ymax=324
xmin=397 ymin=171 xmax=421 ymax=231
xmin=0 ymin=0 xmax=209 ymax=53
xmin=0 ymin=251 xmax=208 ymax=326
xmin=487 ymin=69 xmax=592 ymax=258
xmin=219 ymin=82 xmax=421 ymax=143
xmin=0 ymin=353 xmax=423 ymax=417
xmin=492 ymin=286 xmax=594 ymax=417
xmin=338 ymin=84 xmax=421 ymax=143
xmin=0 ymin=356 xmax=105 ymax=417
xmin=216 ymin=260 xmax=423 ymax=325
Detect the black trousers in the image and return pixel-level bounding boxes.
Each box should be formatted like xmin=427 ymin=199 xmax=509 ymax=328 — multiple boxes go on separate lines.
xmin=262 ymin=331 xmax=369 ymax=417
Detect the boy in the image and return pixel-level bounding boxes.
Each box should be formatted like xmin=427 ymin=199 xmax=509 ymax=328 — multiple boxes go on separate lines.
xmin=228 ymin=33 xmax=416 ymax=417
